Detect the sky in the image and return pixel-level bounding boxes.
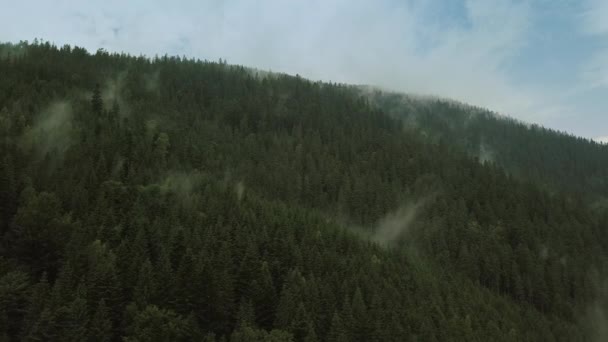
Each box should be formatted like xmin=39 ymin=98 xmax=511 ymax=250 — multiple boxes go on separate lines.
xmin=1 ymin=0 xmax=607 ymax=141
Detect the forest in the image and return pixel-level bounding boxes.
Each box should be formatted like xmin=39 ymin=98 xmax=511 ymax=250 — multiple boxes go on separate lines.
xmin=1 ymin=40 xmax=608 ymax=341
xmin=365 ymin=90 xmax=608 ymax=202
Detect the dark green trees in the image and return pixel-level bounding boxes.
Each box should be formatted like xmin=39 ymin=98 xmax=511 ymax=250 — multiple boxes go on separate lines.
xmin=0 ymin=40 xmax=605 ymax=341
xmin=91 ymin=83 xmax=103 ymax=115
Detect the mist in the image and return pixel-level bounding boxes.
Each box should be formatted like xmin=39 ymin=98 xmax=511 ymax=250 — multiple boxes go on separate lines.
xmin=583 ymin=270 xmax=608 ymax=342
xmin=159 ymin=171 xmax=203 ymax=197
xmin=340 ymin=197 xmax=429 ymax=248
xmin=142 ymin=70 xmax=160 ymax=94
xmin=3 ymin=0 xmax=608 ymax=138
xmin=372 ymin=202 xmax=423 ymax=246
xmin=20 ymin=101 xmax=74 ymax=158
xmin=102 ymin=71 xmax=129 ymax=115
xmin=235 ymin=181 xmax=245 ymax=202
xmin=0 ymin=41 xmax=28 ymax=59
xmin=478 ymin=143 xmax=495 ymax=164
xmin=588 ymin=303 xmax=608 ymax=342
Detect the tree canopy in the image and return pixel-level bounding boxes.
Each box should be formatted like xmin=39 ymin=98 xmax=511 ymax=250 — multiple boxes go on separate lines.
xmin=0 ymin=40 xmax=607 ymax=341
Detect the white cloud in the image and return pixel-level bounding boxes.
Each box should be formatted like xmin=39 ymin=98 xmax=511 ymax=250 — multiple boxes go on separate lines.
xmin=580 ymin=0 xmax=608 ymax=89
xmin=594 ymin=136 xmax=608 ymax=144
xmin=220 ymin=0 xmax=555 ymax=122
xmin=0 ymin=0 xmax=598 ymax=130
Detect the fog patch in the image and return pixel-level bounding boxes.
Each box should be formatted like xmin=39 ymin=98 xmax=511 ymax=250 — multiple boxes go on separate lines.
xmin=0 ymin=42 xmax=28 ymax=60
xmin=159 ymin=171 xmax=203 ymax=197
xmin=539 ymin=245 xmax=549 ymax=260
xmin=75 ymin=72 xmax=131 ymax=115
xmin=478 ymin=143 xmax=495 ymax=164
xmin=583 ymin=270 xmax=608 ymax=342
xmin=587 ymin=302 xmax=608 ymax=342
xmin=20 ymin=101 xmax=74 ymax=158
xmin=142 ymin=70 xmax=160 ymax=93
xmin=246 ymin=67 xmax=278 ymax=81
xmin=372 ymin=200 xmax=425 ymax=246
xmin=102 ymin=71 xmax=129 ymax=115
xmin=235 ymin=181 xmax=245 ymax=201
xmin=591 ymin=197 xmax=608 ymax=211
xmin=339 ymin=195 xmax=429 ymax=248
xmin=145 ymin=119 xmax=162 ymax=142
xmin=111 ymin=155 xmax=125 ymax=178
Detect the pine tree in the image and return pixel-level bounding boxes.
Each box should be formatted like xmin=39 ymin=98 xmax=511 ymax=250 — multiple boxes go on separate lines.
xmin=85 ymin=241 xmax=122 ymax=327
xmin=56 ymin=285 xmax=88 ymax=341
xmin=124 ymin=305 xmax=190 ymax=342
xmin=92 ymin=83 xmax=103 ymax=114
xmin=236 ymin=300 xmax=256 ymax=329
xmin=25 ymin=308 xmax=58 ymax=341
xmin=154 ymin=132 xmax=170 ymax=169
xmin=351 ymin=287 xmax=369 ymax=341
xmin=0 ymin=40 xmax=606 ymax=341
xmin=274 ymin=270 xmax=304 ymax=329
xmin=236 ymin=242 xmax=260 ymax=302
xmin=10 ymin=191 xmax=69 ymax=277
xmin=0 ymin=308 xmax=9 ymax=342
xmin=252 ymin=261 xmax=276 ymax=329
xmin=20 ymin=273 xmax=50 ymax=338
xmin=0 ymin=155 xmax=17 ymax=234
xmin=327 ymin=312 xmax=348 ymax=342
xmin=289 ymin=302 xmax=315 ymax=342
xmin=133 ymin=259 xmax=155 ymax=308
xmin=153 ymin=248 xmax=174 ymax=307
xmin=89 ymin=299 xmax=112 ymax=342
xmin=0 ymin=271 xmax=30 ymax=340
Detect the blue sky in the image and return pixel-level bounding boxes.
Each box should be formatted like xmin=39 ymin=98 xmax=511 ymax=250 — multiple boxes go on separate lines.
xmin=1 ymin=0 xmax=607 ymax=141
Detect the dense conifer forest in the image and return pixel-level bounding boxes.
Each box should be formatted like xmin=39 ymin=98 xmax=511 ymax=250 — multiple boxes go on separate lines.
xmin=1 ymin=41 xmax=608 ymax=341
xmin=365 ymin=90 xmax=608 ymax=202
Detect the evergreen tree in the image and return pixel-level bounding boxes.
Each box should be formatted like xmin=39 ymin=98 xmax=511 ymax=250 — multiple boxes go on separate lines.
xmin=0 ymin=40 xmax=605 ymax=341
xmin=89 ymin=299 xmax=112 ymax=342
xmin=91 ymin=83 xmax=103 ymax=114
xmin=327 ymin=312 xmax=349 ymax=342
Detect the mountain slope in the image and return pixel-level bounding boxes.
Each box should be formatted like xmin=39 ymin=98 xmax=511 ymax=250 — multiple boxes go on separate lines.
xmin=363 ymin=89 xmax=608 ymax=203
xmin=0 ymin=41 xmax=607 ymax=341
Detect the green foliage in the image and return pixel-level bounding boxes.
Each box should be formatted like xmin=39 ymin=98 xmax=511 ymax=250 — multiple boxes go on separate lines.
xmin=0 ymin=40 xmax=606 ymax=341
xmin=89 ymin=299 xmax=112 ymax=342
xmin=0 ymin=271 xmax=29 ymax=338
xmin=367 ymin=91 xmax=608 ymax=201
xmin=230 ymin=326 xmax=294 ymax=342
xmin=124 ymin=305 xmax=192 ymax=342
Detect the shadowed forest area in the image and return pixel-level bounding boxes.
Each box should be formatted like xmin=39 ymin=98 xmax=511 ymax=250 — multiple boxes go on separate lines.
xmin=1 ymin=41 xmax=608 ymax=341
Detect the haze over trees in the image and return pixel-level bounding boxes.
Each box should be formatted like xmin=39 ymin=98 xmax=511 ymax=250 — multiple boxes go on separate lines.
xmin=1 ymin=40 xmax=607 ymax=341
xmin=364 ymin=90 xmax=608 ymax=201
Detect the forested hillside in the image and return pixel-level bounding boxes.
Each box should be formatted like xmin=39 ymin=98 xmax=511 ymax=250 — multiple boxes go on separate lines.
xmin=1 ymin=41 xmax=607 ymax=341
xmin=364 ymin=90 xmax=608 ymax=202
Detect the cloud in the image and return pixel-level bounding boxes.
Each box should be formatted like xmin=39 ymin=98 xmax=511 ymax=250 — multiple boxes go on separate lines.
xmin=594 ymin=136 xmax=608 ymax=144
xmin=372 ymin=201 xmax=424 ymax=246
xmin=20 ymin=101 xmax=73 ymax=158
xmin=0 ymin=0 xmax=604 ymax=136
xmin=579 ymin=0 xmax=608 ymax=89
